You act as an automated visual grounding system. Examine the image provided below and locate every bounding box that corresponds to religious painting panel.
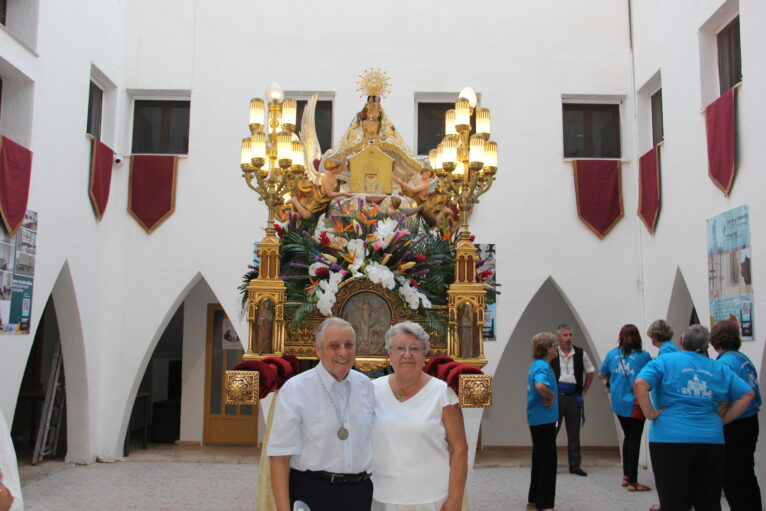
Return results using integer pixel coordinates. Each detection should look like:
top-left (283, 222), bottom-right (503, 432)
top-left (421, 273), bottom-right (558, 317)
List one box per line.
top-left (340, 290), bottom-right (391, 356)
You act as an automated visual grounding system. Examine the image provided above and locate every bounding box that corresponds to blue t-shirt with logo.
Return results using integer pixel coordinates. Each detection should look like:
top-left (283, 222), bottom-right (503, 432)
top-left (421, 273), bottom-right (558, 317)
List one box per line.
top-left (637, 351), bottom-right (752, 444)
top-left (658, 342), bottom-right (680, 356)
top-left (600, 348), bottom-right (653, 417)
top-left (527, 359), bottom-right (558, 426)
top-left (651, 341), bottom-right (680, 404)
top-left (716, 350), bottom-right (762, 419)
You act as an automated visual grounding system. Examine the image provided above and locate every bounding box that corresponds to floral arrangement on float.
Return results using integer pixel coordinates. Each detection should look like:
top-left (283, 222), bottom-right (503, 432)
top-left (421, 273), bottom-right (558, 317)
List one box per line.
top-left (239, 198), bottom-right (499, 330)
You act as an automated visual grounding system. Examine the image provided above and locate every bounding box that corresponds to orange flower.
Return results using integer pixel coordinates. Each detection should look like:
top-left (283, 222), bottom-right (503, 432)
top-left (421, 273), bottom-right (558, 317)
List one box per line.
top-left (333, 218), bottom-right (353, 233)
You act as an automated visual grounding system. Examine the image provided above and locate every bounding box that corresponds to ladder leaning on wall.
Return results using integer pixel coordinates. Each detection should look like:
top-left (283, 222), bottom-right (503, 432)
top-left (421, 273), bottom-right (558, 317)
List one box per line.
top-left (32, 343), bottom-right (65, 465)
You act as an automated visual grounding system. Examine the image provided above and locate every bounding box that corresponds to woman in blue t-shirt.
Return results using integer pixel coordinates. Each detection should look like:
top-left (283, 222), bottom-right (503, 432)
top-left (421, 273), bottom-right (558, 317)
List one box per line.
top-left (635, 325), bottom-right (755, 511)
top-left (599, 324), bottom-right (653, 492)
top-left (711, 319), bottom-right (762, 510)
top-left (646, 319), bottom-right (679, 356)
top-left (526, 332), bottom-right (559, 511)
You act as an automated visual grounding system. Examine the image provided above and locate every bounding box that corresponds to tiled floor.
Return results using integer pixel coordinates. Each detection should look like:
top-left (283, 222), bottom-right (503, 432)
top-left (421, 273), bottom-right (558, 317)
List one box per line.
top-left (17, 443), bottom-right (729, 510)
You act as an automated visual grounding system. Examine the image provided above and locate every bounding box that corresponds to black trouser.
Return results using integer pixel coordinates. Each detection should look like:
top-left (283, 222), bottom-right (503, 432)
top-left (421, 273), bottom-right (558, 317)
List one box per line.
top-left (723, 415), bottom-right (762, 510)
top-left (289, 469), bottom-right (373, 511)
top-left (617, 415), bottom-right (645, 484)
top-left (649, 442), bottom-right (725, 511)
top-left (528, 422), bottom-right (557, 510)
top-left (556, 393), bottom-right (582, 470)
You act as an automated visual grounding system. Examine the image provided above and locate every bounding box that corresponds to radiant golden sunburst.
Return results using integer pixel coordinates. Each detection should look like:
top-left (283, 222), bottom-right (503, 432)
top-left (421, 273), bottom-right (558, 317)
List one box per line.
top-left (356, 68), bottom-right (392, 98)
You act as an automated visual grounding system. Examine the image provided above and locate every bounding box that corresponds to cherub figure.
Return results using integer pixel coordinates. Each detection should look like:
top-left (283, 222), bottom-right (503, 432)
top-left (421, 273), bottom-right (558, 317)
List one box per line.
top-left (286, 153), bottom-right (352, 219)
top-left (394, 167), bottom-right (447, 226)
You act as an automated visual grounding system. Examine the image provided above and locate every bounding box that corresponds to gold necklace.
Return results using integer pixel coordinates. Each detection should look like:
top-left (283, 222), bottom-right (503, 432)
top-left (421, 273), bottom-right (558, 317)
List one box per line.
top-left (393, 376), bottom-right (421, 400)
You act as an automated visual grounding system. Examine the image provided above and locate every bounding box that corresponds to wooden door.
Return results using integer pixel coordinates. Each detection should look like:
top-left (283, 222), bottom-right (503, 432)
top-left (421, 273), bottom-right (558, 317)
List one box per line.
top-left (203, 304), bottom-right (258, 445)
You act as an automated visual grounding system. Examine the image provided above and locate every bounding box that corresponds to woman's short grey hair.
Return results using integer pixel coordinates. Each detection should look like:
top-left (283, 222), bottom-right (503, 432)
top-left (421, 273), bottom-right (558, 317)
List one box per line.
top-left (315, 317), bottom-right (355, 348)
top-left (384, 321), bottom-right (430, 353)
top-left (681, 324), bottom-right (710, 353)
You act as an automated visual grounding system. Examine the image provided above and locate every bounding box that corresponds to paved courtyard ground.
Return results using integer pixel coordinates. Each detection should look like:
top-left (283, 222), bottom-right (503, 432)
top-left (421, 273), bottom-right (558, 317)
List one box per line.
top-left (17, 444), bottom-right (730, 510)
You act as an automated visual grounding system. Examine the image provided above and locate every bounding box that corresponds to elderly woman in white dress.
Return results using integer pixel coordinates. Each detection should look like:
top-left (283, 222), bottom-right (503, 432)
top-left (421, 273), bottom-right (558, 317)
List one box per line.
top-left (371, 321), bottom-right (468, 511)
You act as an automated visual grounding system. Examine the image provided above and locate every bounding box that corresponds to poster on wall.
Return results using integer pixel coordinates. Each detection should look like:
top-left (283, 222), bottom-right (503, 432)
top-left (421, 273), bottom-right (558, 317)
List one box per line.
top-left (0, 210), bottom-right (37, 334)
top-left (707, 205), bottom-right (754, 340)
top-left (221, 318), bottom-right (242, 350)
top-left (477, 243), bottom-right (497, 341)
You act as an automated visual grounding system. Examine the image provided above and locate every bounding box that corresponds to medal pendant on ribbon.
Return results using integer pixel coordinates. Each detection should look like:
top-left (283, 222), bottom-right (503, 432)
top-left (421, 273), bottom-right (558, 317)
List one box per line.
top-left (337, 427), bottom-right (349, 440)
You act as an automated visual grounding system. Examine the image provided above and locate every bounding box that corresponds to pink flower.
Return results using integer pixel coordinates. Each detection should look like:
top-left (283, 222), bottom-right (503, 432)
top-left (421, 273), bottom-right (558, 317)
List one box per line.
top-left (392, 229), bottom-right (410, 243)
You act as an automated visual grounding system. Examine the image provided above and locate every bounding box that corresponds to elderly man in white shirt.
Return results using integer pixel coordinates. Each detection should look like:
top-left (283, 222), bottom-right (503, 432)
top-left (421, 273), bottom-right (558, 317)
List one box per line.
top-left (0, 410), bottom-right (23, 511)
top-left (550, 323), bottom-right (595, 477)
top-left (269, 317), bottom-right (375, 511)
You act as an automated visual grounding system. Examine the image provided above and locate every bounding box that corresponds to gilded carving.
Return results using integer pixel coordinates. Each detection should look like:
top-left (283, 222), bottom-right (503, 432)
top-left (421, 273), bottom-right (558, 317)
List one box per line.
top-left (225, 370), bottom-right (260, 406)
top-left (458, 374), bottom-right (493, 408)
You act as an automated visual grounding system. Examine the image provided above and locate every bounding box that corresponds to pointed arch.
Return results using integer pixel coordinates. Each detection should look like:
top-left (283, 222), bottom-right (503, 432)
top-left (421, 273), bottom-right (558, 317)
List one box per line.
top-left (49, 261), bottom-right (93, 463)
top-left (480, 277), bottom-right (617, 448)
top-left (666, 267), bottom-right (698, 343)
top-left (115, 272), bottom-right (206, 450)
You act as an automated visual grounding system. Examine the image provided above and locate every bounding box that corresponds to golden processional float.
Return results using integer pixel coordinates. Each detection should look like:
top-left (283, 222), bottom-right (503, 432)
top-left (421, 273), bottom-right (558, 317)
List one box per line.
top-left (226, 70), bottom-right (497, 413)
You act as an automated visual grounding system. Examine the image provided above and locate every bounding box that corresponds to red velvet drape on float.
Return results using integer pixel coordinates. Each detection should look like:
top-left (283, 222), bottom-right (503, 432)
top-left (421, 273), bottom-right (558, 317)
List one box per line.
top-left (638, 146), bottom-right (660, 234)
top-left (572, 160), bottom-right (623, 239)
top-left (128, 155), bottom-right (178, 233)
top-left (0, 136), bottom-right (33, 235)
top-left (705, 88), bottom-right (736, 196)
top-left (89, 139), bottom-right (114, 220)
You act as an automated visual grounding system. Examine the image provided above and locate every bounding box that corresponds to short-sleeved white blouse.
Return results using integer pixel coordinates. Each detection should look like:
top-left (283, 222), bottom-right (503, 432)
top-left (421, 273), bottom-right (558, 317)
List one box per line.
top-left (371, 375), bottom-right (459, 509)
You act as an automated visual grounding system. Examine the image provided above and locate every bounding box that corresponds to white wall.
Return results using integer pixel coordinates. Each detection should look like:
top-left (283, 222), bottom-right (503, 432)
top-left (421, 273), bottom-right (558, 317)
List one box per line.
top-left (630, 0), bottom-right (766, 483)
top-left (0, 0), bottom-right (762, 465)
top-left (179, 278), bottom-right (216, 444)
top-left (482, 278), bottom-right (618, 447)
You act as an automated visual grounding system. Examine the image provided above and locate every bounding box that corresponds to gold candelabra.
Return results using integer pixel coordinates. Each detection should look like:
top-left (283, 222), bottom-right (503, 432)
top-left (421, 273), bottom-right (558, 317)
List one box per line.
top-left (429, 87), bottom-right (498, 239)
top-left (240, 82), bottom-right (306, 235)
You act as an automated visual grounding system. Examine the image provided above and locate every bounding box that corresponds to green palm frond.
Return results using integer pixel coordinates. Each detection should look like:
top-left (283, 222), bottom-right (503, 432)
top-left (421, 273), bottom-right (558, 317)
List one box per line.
top-left (238, 268), bottom-right (259, 309)
top-left (285, 302), bottom-right (317, 328)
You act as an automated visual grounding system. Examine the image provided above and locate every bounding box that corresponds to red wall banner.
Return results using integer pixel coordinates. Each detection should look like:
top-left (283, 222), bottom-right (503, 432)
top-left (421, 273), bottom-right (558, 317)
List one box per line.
top-left (89, 139), bottom-right (114, 220)
top-left (705, 87), bottom-right (736, 195)
top-left (128, 155), bottom-right (178, 233)
top-left (0, 136), bottom-right (33, 235)
top-left (573, 160), bottom-right (623, 239)
top-left (638, 146), bottom-right (660, 234)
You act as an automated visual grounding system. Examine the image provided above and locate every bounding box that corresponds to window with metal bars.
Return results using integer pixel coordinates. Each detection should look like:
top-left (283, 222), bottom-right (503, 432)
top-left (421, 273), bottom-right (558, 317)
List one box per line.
top-left (651, 89), bottom-right (664, 146)
top-left (132, 100), bottom-right (190, 154)
top-left (86, 81), bottom-right (103, 139)
top-left (717, 17), bottom-right (742, 94)
top-left (562, 103), bottom-right (621, 158)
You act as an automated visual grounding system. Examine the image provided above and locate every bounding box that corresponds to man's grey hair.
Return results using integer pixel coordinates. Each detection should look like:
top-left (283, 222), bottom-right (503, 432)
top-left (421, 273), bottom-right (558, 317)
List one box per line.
top-left (315, 317), bottom-right (355, 349)
top-left (681, 324), bottom-right (709, 353)
top-left (557, 323), bottom-right (572, 334)
top-left (384, 321), bottom-right (430, 353)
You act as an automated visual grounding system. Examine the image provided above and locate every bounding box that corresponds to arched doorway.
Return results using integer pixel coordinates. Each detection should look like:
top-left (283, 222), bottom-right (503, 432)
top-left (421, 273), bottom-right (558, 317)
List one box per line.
top-left (120, 274), bottom-right (256, 456)
top-left (666, 268), bottom-right (700, 341)
top-left (11, 297), bottom-right (65, 464)
top-left (480, 277), bottom-right (617, 455)
top-left (11, 262), bottom-right (92, 465)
